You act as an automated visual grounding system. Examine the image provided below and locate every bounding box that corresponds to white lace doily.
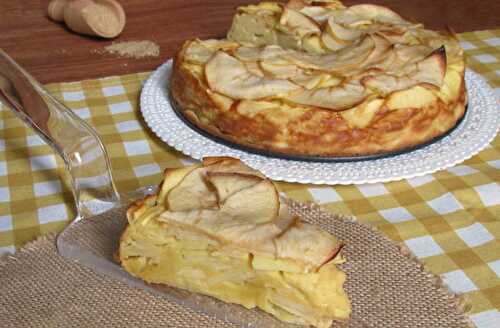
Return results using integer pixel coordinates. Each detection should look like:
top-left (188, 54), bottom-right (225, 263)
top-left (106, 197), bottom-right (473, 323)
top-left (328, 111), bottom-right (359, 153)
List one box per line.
top-left (140, 60), bottom-right (499, 185)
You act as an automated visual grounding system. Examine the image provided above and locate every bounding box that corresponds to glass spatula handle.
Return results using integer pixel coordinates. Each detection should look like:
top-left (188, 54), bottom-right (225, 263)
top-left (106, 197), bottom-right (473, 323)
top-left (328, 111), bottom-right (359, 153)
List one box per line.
top-left (0, 49), bottom-right (120, 220)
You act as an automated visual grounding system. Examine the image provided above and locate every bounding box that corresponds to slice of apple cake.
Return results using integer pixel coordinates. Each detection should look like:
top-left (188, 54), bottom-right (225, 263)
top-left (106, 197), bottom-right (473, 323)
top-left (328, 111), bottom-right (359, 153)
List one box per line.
top-left (119, 157), bottom-right (350, 328)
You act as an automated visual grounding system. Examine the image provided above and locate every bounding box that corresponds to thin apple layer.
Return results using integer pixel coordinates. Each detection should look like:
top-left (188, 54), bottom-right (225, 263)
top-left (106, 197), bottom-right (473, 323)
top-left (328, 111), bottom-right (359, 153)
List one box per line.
top-left (119, 157), bottom-right (351, 328)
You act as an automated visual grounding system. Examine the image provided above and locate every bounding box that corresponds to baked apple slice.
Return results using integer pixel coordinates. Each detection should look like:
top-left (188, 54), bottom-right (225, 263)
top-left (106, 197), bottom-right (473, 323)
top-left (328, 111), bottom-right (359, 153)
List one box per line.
top-left (205, 172), bottom-right (261, 203)
top-left (280, 7), bottom-right (321, 38)
top-left (286, 80), bottom-right (368, 110)
top-left (205, 51), bottom-right (300, 99)
top-left (361, 46), bottom-right (447, 94)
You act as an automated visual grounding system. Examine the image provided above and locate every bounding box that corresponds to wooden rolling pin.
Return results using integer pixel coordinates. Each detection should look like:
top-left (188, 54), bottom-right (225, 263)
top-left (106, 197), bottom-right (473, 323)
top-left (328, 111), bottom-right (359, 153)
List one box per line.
top-left (48, 0), bottom-right (126, 38)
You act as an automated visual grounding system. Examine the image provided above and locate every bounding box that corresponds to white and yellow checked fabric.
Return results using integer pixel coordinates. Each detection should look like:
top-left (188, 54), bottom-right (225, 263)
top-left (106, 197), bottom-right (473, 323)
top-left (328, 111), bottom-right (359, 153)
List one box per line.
top-left (0, 30), bottom-right (499, 327)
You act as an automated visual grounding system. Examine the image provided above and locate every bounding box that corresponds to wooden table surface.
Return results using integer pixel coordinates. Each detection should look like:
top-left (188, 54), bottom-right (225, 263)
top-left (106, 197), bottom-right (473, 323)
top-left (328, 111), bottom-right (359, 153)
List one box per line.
top-left (1, 0), bottom-right (498, 84)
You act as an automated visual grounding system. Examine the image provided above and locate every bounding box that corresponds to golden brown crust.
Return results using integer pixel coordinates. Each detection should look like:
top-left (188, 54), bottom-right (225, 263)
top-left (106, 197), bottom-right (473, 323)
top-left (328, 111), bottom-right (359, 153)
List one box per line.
top-left (117, 222), bottom-right (133, 265)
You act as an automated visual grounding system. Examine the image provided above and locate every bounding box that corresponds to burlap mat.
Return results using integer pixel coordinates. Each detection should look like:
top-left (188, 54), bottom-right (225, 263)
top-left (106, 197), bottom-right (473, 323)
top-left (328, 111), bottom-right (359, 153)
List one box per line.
top-left (0, 200), bottom-right (473, 328)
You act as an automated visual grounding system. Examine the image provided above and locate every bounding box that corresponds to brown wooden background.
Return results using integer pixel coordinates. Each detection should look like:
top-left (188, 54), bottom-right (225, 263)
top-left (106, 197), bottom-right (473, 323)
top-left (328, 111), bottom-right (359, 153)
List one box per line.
top-left (1, 0), bottom-right (498, 84)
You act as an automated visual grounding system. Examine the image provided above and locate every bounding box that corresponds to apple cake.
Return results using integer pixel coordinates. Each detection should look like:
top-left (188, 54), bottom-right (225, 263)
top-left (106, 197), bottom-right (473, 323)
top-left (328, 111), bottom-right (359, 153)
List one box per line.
top-left (169, 0), bottom-right (466, 158)
top-left (119, 157), bottom-right (350, 327)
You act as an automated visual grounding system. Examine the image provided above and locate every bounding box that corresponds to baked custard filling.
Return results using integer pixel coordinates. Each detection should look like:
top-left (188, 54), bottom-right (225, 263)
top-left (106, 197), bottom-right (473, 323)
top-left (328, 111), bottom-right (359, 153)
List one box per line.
top-left (119, 157), bottom-right (350, 328)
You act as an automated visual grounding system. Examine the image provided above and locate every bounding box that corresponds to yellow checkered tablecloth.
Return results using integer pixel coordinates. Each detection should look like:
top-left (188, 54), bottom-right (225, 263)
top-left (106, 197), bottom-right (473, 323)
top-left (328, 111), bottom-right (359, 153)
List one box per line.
top-left (1, 29), bottom-right (499, 326)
